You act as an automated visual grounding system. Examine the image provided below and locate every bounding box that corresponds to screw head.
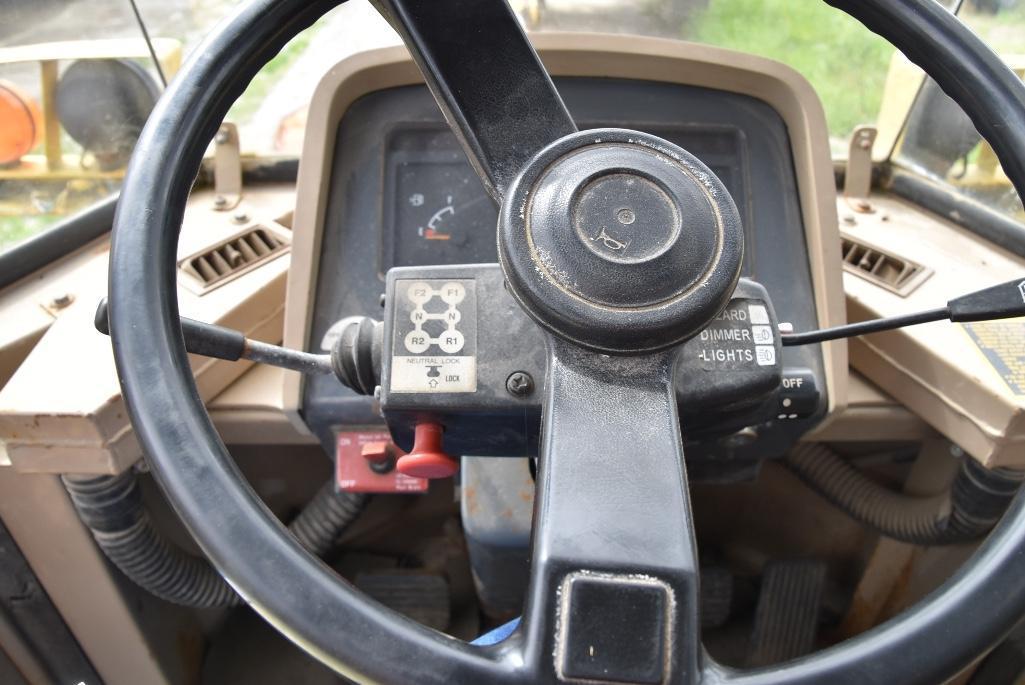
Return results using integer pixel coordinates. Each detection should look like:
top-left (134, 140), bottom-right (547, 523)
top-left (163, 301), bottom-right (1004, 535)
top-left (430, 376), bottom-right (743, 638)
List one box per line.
top-left (213, 195), bottom-right (228, 208)
top-left (215, 130), bottom-right (230, 145)
top-left (49, 293), bottom-right (74, 309)
top-left (232, 210), bottom-right (249, 224)
top-left (506, 371), bottom-right (535, 397)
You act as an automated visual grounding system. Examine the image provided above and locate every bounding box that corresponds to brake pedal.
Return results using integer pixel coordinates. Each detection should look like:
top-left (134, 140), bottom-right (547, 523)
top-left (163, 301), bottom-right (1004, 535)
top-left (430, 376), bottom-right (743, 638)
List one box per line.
top-left (354, 572), bottom-right (450, 631)
top-left (748, 560), bottom-right (826, 666)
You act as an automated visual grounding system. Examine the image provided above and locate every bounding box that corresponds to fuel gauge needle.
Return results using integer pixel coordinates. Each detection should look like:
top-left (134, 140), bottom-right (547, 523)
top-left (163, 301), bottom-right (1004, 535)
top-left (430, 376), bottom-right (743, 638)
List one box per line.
top-left (422, 227), bottom-right (451, 240)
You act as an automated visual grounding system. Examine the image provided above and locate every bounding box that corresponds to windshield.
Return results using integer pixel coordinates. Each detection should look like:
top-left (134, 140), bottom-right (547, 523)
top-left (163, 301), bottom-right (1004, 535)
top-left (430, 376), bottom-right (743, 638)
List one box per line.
top-left (230, 0), bottom-right (903, 157)
top-left (0, 2), bottom-right (175, 253)
top-left (0, 0), bottom-right (1016, 256)
top-left (893, 1), bottom-right (1025, 225)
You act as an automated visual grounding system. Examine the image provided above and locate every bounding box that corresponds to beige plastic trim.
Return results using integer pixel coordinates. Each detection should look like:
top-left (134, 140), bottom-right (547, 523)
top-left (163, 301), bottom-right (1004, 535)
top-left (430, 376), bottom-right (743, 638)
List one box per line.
top-left (209, 365), bottom-right (319, 445)
top-left (0, 186), bottom-right (297, 475)
top-left (0, 471), bottom-right (182, 685)
top-left (836, 193), bottom-right (1025, 467)
top-left (284, 34), bottom-right (848, 430)
top-left (177, 223), bottom-right (291, 295)
top-left (805, 371), bottom-right (934, 442)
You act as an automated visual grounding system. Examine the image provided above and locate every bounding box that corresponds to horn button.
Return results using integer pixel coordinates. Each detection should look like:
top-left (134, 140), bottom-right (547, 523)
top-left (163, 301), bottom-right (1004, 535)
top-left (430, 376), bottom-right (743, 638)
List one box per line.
top-left (499, 128), bottom-right (744, 353)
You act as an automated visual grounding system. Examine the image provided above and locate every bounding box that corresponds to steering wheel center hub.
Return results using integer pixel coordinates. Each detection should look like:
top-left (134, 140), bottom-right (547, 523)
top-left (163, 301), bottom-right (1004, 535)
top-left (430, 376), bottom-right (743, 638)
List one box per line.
top-left (499, 128), bottom-right (744, 353)
top-left (574, 172), bottom-right (680, 265)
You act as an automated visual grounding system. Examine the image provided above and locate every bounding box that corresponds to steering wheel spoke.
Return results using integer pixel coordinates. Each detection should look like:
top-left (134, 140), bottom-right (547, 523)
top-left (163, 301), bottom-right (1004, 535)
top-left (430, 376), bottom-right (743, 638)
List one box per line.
top-left (518, 338), bottom-right (701, 683)
top-left (373, 0), bottom-right (576, 201)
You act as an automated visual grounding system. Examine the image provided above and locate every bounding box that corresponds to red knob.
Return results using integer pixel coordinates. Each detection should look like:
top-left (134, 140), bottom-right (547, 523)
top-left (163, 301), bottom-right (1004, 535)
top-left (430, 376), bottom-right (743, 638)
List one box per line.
top-left (396, 422), bottom-right (459, 480)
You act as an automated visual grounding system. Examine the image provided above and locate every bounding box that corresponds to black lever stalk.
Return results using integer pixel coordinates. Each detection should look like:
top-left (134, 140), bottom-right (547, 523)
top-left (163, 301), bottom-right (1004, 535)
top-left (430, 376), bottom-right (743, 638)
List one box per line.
top-left (94, 298), bottom-right (334, 375)
top-left (782, 277), bottom-right (1025, 346)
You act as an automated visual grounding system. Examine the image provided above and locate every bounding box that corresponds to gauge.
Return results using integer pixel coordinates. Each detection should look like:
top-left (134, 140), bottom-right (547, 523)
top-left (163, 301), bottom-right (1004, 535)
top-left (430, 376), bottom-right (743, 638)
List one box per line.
top-left (415, 192), bottom-right (476, 246)
top-left (384, 141), bottom-right (498, 269)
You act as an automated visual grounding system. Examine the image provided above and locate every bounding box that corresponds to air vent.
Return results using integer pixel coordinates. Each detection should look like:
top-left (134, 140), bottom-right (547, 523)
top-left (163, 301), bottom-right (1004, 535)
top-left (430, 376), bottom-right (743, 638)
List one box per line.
top-left (840, 235), bottom-right (930, 296)
top-left (179, 226), bottom-right (289, 293)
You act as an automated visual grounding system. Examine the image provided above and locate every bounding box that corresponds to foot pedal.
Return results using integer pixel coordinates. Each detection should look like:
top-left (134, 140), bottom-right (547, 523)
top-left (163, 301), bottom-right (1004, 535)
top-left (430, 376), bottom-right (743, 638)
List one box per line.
top-left (748, 560), bottom-right (826, 666)
top-left (354, 572), bottom-right (450, 630)
top-left (700, 565), bottom-right (734, 629)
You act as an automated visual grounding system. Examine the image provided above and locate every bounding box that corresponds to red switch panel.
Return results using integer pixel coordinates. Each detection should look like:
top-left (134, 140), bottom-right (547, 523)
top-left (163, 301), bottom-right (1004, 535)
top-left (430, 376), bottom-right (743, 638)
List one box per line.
top-left (336, 430), bottom-right (428, 494)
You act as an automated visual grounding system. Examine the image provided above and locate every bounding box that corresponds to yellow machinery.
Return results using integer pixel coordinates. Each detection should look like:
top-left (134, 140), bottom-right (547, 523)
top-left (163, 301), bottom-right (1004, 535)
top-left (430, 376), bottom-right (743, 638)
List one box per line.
top-left (0, 38), bottom-right (181, 218)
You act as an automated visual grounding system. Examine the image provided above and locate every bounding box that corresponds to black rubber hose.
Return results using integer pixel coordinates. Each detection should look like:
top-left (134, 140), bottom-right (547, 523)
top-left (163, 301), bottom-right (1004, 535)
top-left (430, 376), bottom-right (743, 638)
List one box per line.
top-left (63, 470), bottom-right (365, 608)
top-left (785, 443), bottom-right (1024, 545)
top-left (289, 480), bottom-right (367, 558)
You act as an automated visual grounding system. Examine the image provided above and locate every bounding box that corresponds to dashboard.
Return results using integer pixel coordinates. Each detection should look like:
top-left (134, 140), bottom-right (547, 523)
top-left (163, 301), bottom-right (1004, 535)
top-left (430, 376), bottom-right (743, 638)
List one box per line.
top-left (378, 116), bottom-right (751, 271)
top-left (298, 70), bottom-right (832, 473)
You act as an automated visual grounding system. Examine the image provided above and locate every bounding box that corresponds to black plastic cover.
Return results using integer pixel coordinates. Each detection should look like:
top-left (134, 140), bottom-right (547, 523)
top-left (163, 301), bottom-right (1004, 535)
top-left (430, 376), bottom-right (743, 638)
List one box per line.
top-left (380, 264), bottom-right (783, 457)
top-left (949, 277), bottom-right (1025, 322)
top-left (302, 78), bottom-right (828, 457)
top-left (559, 574), bottom-right (669, 684)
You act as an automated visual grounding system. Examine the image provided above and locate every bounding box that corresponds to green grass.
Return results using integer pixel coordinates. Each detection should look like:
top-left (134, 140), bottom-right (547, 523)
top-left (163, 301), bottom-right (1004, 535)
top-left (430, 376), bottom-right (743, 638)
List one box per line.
top-left (688, 0), bottom-right (895, 137)
top-left (227, 25), bottom-right (321, 125)
top-left (961, 3), bottom-right (1025, 55)
top-left (0, 214), bottom-right (58, 252)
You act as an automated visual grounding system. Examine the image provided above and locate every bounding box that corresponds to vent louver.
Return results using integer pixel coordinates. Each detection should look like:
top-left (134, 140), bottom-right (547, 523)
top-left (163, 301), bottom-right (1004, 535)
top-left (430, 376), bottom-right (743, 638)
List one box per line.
top-left (840, 235), bottom-right (929, 296)
top-left (179, 226), bottom-right (289, 293)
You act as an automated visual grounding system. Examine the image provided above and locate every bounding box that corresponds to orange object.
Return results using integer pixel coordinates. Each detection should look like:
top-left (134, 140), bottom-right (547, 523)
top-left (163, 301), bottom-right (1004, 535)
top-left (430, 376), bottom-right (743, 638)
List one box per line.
top-left (361, 441), bottom-right (396, 464)
top-left (0, 80), bottom-right (42, 165)
top-left (336, 431), bottom-right (427, 494)
top-left (396, 422), bottom-right (459, 480)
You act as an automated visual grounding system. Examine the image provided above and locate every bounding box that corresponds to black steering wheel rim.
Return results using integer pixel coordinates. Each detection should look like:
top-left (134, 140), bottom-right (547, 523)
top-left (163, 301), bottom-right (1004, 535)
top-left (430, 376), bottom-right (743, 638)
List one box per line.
top-left (108, 1), bottom-right (1025, 683)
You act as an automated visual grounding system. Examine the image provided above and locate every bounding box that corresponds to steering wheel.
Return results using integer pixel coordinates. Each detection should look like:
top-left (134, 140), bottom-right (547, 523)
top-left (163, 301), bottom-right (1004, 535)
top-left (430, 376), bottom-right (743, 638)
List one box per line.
top-left (108, 0), bottom-right (1025, 682)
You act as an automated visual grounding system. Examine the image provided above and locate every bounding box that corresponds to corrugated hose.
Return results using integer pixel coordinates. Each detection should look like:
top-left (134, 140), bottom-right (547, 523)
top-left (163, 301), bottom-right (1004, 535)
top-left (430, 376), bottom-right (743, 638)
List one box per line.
top-left (785, 443), bottom-right (1024, 545)
top-left (63, 470), bottom-right (365, 608)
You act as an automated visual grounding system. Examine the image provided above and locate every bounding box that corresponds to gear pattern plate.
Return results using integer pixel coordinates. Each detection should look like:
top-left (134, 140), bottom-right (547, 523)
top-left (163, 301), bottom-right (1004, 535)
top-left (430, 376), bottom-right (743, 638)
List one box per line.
top-left (389, 279), bottom-right (477, 393)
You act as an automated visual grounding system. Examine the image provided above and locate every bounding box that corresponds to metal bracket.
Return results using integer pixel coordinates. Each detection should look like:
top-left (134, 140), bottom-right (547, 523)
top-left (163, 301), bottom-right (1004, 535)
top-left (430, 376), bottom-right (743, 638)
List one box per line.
top-left (212, 122), bottom-right (242, 211)
top-left (844, 125), bottom-right (877, 213)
